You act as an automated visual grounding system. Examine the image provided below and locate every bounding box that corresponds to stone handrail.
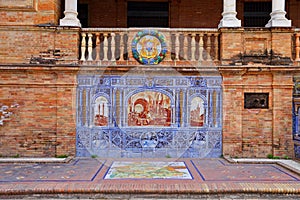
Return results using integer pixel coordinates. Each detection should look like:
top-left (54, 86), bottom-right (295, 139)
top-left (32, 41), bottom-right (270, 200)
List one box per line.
top-left (80, 28), bottom-right (219, 65)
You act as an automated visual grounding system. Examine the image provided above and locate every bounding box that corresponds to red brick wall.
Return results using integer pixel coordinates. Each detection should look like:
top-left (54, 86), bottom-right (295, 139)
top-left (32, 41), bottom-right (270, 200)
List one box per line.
top-left (289, 0), bottom-right (300, 28)
top-left (172, 0), bottom-right (222, 28)
top-left (0, 0), bottom-right (61, 26)
top-left (0, 26), bottom-right (80, 64)
top-left (0, 67), bottom-right (78, 157)
top-left (219, 28), bottom-right (294, 65)
top-left (221, 68), bottom-right (294, 158)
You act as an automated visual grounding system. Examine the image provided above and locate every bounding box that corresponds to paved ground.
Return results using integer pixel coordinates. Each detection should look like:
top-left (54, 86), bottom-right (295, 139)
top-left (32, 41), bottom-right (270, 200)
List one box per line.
top-left (0, 157), bottom-right (300, 199)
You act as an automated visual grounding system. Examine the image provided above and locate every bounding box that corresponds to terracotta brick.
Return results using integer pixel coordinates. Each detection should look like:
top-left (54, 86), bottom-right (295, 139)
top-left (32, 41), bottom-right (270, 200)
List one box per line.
top-left (0, 67), bottom-right (78, 157)
top-left (220, 67), bottom-right (294, 158)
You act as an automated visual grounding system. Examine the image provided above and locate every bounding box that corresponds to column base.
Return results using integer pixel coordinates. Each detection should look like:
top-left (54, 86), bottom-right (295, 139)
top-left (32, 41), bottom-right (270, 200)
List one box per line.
top-left (218, 18), bottom-right (241, 28)
top-left (60, 17), bottom-right (81, 27)
top-left (265, 10), bottom-right (292, 27)
top-left (265, 18), bottom-right (291, 27)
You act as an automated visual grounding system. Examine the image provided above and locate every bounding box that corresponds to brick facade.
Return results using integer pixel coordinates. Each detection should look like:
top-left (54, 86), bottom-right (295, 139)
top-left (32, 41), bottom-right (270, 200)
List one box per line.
top-left (0, 0), bottom-right (299, 158)
top-left (220, 67), bottom-right (294, 158)
top-left (0, 66), bottom-right (78, 157)
top-left (0, 26), bottom-right (79, 64)
top-left (0, 0), bottom-right (61, 26)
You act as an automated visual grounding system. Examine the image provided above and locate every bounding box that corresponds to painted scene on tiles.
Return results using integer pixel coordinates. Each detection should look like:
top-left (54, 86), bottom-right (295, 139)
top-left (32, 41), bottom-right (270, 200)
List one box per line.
top-left (94, 96), bottom-right (109, 126)
top-left (128, 91), bottom-right (171, 127)
top-left (190, 97), bottom-right (205, 127)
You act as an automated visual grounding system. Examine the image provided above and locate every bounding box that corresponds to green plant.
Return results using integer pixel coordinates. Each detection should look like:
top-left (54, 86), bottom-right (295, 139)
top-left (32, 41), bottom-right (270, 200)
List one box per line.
top-left (283, 155), bottom-right (290, 160)
top-left (12, 154), bottom-right (20, 158)
top-left (273, 156), bottom-right (280, 159)
top-left (165, 154), bottom-right (171, 158)
top-left (91, 155), bottom-right (98, 158)
top-left (267, 154), bottom-right (273, 159)
top-left (56, 154), bottom-right (68, 158)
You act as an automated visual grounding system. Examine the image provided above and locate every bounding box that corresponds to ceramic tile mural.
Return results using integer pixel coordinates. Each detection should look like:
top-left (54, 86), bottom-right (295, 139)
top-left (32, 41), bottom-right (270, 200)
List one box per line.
top-left (94, 96), bottom-right (109, 126)
top-left (128, 91), bottom-right (171, 127)
top-left (76, 75), bottom-right (222, 158)
top-left (104, 161), bottom-right (192, 179)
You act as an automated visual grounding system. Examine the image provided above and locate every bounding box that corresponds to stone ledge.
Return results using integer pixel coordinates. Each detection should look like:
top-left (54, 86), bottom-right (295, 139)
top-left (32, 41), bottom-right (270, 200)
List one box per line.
top-left (224, 156), bottom-right (300, 176)
top-left (0, 157), bottom-right (73, 163)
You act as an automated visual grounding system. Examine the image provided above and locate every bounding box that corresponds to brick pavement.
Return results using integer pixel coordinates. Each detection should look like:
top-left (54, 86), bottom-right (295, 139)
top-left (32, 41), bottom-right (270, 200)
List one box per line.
top-left (0, 158), bottom-right (300, 199)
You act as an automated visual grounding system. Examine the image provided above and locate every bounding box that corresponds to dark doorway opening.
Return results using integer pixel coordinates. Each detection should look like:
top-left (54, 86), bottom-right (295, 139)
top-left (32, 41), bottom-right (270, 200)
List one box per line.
top-left (78, 4), bottom-right (88, 28)
top-left (127, 2), bottom-right (169, 27)
top-left (244, 2), bottom-right (271, 27)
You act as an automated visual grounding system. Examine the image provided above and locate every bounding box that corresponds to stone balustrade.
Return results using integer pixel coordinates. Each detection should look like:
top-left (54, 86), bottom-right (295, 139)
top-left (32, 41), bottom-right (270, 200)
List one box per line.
top-left (295, 29), bottom-right (300, 62)
top-left (79, 28), bottom-right (219, 65)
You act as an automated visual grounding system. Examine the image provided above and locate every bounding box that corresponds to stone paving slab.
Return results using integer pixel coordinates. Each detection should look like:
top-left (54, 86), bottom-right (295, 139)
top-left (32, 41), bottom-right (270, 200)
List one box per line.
top-left (0, 158), bottom-right (299, 198)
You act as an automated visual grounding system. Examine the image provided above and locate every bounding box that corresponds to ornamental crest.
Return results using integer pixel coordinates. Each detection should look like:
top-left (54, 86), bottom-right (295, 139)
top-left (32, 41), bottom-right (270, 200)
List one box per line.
top-left (131, 30), bottom-right (167, 65)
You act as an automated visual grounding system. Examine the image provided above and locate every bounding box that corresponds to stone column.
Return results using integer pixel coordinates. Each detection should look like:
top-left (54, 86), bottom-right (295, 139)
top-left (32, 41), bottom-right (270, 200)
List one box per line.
top-left (60, 0), bottom-right (81, 27)
top-left (265, 0), bottom-right (291, 27)
top-left (218, 0), bottom-right (241, 28)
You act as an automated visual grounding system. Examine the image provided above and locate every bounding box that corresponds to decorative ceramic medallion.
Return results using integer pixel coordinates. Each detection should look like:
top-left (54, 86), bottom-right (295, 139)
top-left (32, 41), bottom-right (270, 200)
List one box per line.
top-left (132, 30), bottom-right (167, 65)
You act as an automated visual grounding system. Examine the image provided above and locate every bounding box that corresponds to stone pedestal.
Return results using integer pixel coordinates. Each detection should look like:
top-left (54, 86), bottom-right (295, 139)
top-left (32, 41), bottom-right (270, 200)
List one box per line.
top-left (60, 0), bottom-right (81, 27)
top-left (218, 0), bottom-right (241, 28)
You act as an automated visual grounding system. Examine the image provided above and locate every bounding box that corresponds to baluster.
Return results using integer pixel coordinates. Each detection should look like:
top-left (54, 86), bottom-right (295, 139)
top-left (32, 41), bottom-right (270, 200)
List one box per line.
top-left (296, 33), bottom-right (300, 61)
top-left (111, 33), bottom-right (116, 61)
top-left (175, 33), bottom-right (180, 60)
top-left (214, 34), bottom-right (219, 61)
top-left (95, 33), bottom-right (100, 61)
top-left (183, 33), bottom-right (188, 60)
top-left (103, 33), bottom-right (108, 61)
top-left (87, 33), bottom-right (93, 61)
top-left (206, 34), bottom-right (212, 61)
top-left (80, 33), bottom-right (86, 61)
top-left (119, 32), bottom-right (124, 61)
top-left (199, 34), bottom-right (203, 61)
top-left (191, 33), bottom-right (196, 61)
top-left (165, 32), bottom-right (172, 61)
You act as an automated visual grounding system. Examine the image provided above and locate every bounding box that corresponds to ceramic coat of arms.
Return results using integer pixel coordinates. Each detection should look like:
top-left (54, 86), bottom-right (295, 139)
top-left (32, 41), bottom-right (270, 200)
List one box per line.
top-left (132, 30), bottom-right (167, 65)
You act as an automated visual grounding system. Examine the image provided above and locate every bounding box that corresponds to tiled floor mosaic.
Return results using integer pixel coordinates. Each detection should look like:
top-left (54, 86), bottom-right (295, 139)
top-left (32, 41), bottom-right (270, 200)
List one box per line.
top-left (104, 161), bottom-right (193, 179)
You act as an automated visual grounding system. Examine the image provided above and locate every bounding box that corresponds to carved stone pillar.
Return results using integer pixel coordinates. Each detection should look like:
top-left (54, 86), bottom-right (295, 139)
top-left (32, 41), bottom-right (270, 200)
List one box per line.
top-left (265, 0), bottom-right (291, 27)
top-left (218, 0), bottom-right (241, 28)
top-left (60, 0), bottom-right (81, 27)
